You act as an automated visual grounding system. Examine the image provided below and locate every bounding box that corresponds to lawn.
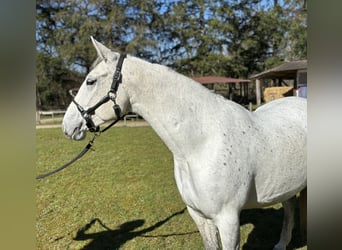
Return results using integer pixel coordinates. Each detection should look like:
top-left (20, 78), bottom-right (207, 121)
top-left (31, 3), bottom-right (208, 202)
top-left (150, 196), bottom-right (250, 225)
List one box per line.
top-left (36, 126), bottom-right (306, 249)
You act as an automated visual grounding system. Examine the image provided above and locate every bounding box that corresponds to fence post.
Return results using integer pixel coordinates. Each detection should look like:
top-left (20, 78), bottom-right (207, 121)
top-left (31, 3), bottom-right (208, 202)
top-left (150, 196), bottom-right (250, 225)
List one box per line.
top-left (256, 79), bottom-right (262, 107)
top-left (36, 111), bottom-right (41, 124)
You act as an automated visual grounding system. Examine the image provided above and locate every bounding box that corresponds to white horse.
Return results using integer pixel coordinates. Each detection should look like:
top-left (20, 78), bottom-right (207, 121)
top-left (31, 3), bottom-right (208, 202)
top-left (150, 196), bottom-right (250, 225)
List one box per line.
top-left (62, 37), bottom-right (307, 250)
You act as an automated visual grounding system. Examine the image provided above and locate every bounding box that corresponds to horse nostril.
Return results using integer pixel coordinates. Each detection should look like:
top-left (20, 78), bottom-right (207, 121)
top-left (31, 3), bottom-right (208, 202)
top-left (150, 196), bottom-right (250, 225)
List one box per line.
top-left (62, 124), bottom-right (68, 136)
top-left (62, 127), bottom-right (72, 139)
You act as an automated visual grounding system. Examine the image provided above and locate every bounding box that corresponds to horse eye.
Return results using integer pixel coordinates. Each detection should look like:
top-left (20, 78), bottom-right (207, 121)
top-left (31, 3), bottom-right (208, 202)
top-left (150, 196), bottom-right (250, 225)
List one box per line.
top-left (86, 79), bottom-right (97, 85)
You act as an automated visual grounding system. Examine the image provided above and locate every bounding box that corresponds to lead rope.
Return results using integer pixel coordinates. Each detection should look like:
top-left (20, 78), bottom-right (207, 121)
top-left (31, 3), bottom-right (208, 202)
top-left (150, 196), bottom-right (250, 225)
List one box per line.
top-left (36, 115), bottom-right (123, 180)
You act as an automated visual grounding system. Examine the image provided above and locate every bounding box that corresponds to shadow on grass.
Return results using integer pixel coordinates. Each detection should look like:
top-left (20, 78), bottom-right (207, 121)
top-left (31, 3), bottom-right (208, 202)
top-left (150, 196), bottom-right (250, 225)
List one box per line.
top-left (240, 197), bottom-right (307, 250)
top-left (74, 201), bottom-right (307, 250)
top-left (74, 207), bottom-right (197, 249)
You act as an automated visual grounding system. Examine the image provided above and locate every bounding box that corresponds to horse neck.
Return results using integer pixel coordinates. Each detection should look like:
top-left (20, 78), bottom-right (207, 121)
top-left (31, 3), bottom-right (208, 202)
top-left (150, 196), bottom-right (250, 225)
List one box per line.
top-left (122, 56), bottom-right (223, 157)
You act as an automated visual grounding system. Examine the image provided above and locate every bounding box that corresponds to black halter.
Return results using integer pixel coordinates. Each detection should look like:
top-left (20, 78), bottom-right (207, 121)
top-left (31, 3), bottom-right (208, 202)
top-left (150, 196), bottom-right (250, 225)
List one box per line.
top-left (36, 53), bottom-right (126, 180)
top-left (72, 53), bottom-right (126, 132)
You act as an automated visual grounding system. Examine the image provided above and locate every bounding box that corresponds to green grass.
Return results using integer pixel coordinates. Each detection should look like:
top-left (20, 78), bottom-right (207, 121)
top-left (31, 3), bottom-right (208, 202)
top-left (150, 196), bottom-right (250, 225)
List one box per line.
top-left (36, 127), bottom-right (306, 249)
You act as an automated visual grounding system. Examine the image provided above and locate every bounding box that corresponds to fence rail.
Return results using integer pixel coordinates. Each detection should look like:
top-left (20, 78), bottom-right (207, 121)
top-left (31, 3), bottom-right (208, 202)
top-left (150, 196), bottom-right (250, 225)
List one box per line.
top-left (36, 110), bottom-right (66, 124)
top-left (36, 111), bottom-right (145, 127)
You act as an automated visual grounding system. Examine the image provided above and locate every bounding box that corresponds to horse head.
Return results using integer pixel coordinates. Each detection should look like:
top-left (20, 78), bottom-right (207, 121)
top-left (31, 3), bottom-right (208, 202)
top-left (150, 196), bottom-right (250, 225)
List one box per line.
top-left (62, 37), bottom-right (130, 140)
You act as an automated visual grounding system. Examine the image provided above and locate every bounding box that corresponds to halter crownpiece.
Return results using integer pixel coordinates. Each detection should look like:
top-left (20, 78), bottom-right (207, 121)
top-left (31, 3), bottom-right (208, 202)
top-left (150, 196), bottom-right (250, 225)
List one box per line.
top-left (72, 53), bottom-right (126, 132)
top-left (110, 53), bottom-right (126, 94)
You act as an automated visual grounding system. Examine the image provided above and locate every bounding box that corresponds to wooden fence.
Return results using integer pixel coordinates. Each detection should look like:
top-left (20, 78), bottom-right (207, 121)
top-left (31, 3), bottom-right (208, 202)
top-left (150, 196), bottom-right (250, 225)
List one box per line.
top-left (36, 110), bottom-right (66, 124)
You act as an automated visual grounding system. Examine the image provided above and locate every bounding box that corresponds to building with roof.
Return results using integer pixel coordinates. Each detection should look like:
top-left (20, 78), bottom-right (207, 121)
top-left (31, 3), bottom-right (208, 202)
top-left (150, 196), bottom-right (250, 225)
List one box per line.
top-left (250, 60), bottom-right (307, 106)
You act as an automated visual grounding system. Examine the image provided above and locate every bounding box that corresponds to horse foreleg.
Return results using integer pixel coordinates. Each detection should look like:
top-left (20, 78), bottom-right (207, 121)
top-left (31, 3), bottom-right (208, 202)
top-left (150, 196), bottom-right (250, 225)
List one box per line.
top-left (273, 196), bottom-right (296, 250)
top-left (215, 207), bottom-right (240, 250)
top-left (187, 206), bottom-right (219, 250)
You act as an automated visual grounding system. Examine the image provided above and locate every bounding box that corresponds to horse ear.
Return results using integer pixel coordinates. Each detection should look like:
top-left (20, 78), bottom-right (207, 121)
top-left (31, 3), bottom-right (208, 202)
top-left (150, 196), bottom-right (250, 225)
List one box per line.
top-left (90, 36), bottom-right (112, 62)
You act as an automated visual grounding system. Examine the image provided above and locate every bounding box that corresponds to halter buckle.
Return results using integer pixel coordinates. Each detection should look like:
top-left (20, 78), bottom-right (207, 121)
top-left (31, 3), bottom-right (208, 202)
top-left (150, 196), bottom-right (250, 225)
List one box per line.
top-left (108, 91), bottom-right (117, 102)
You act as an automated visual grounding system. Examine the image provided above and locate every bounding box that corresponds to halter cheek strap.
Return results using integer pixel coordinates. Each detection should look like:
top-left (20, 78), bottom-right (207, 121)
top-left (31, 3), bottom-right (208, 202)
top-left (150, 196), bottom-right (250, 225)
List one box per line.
top-left (109, 53), bottom-right (126, 119)
top-left (110, 53), bottom-right (126, 93)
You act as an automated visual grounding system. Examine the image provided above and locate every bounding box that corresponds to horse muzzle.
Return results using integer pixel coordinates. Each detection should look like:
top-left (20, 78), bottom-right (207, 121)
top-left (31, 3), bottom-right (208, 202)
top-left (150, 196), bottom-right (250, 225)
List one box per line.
top-left (62, 120), bottom-right (87, 140)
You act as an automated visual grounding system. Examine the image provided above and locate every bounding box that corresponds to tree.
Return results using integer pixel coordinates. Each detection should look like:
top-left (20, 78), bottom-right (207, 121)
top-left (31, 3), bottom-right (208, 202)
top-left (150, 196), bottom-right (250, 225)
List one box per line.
top-left (36, 0), bottom-right (307, 109)
top-left (36, 52), bottom-right (68, 109)
top-left (282, 0), bottom-right (307, 60)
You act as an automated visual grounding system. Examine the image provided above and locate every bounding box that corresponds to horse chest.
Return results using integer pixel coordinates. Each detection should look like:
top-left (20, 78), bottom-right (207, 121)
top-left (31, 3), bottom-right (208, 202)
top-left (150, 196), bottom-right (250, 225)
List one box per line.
top-left (173, 155), bottom-right (251, 216)
top-left (173, 159), bottom-right (199, 208)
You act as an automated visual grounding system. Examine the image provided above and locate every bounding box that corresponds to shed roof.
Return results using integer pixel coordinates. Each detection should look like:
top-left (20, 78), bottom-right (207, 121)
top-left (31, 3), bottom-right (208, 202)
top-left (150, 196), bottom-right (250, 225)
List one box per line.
top-left (192, 76), bottom-right (251, 85)
top-left (250, 60), bottom-right (307, 80)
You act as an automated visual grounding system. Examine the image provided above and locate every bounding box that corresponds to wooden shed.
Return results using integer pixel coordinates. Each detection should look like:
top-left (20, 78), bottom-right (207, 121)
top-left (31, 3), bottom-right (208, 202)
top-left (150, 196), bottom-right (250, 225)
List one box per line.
top-left (250, 60), bottom-right (307, 106)
top-left (192, 76), bottom-right (252, 104)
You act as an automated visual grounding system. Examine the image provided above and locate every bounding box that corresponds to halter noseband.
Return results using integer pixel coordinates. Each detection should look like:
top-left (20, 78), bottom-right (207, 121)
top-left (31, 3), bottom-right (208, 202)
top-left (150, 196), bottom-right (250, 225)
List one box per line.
top-left (72, 53), bottom-right (126, 133)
